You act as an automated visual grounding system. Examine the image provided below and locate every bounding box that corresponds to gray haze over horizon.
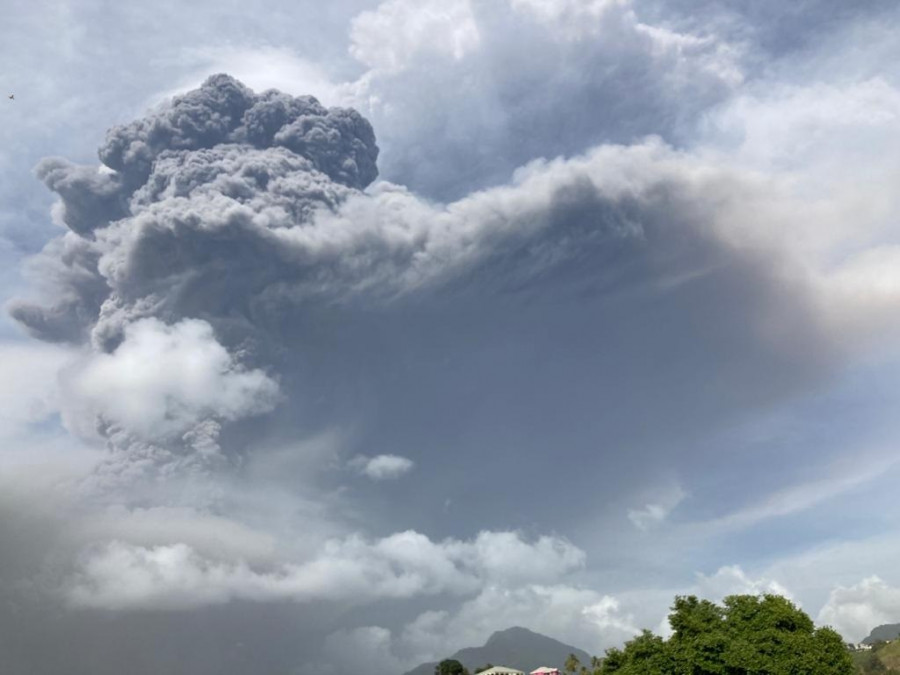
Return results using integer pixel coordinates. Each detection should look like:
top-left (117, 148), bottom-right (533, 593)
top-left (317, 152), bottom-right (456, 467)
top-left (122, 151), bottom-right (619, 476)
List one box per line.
top-left (3, 1), bottom-right (900, 672)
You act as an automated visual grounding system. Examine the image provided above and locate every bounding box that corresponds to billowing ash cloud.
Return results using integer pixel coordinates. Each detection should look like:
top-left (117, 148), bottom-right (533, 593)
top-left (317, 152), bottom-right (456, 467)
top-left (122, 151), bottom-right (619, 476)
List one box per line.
top-left (99, 73), bottom-right (377, 194)
top-left (9, 73), bottom-right (847, 514)
top-left (12, 73), bottom-right (378, 349)
top-left (5, 0), bottom-right (900, 670)
top-left (347, 0), bottom-right (743, 199)
top-left (6, 75), bottom-right (383, 493)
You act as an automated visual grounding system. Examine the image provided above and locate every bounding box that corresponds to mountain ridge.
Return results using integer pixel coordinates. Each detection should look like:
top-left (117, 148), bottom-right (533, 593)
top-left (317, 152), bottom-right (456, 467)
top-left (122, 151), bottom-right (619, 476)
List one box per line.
top-left (863, 623), bottom-right (900, 645)
top-left (401, 626), bottom-right (592, 675)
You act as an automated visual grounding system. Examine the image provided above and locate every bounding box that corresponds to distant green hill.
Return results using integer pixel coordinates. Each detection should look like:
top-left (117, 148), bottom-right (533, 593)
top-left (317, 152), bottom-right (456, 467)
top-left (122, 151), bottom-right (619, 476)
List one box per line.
top-left (881, 641), bottom-right (900, 671)
top-left (864, 625), bottom-right (900, 645)
top-left (402, 626), bottom-right (592, 675)
top-left (853, 640), bottom-right (900, 674)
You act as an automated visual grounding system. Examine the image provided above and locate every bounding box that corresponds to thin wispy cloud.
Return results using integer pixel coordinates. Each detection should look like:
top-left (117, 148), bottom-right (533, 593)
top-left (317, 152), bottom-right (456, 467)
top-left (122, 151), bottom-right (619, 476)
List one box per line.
top-left (350, 454), bottom-right (415, 480)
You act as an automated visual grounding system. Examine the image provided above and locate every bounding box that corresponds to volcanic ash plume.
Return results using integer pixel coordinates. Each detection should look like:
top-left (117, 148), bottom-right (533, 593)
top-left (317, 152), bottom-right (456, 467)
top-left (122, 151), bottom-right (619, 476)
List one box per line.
top-left (13, 74), bottom-right (379, 354)
top-left (10, 74), bottom-right (380, 488)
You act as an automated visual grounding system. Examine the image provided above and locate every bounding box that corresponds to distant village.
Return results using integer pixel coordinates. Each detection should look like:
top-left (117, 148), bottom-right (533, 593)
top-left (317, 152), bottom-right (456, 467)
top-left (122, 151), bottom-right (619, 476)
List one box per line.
top-left (476, 668), bottom-right (561, 675)
top-left (847, 638), bottom-right (897, 652)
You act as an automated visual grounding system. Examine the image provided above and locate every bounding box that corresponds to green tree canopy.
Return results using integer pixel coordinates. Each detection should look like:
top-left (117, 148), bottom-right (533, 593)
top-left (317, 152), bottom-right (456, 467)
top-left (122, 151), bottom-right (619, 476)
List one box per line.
top-left (599, 594), bottom-right (853, 675)
top-left (436, 659), bottom-right (470, 675)
top-left (565, 653), bottom-right (583, 674)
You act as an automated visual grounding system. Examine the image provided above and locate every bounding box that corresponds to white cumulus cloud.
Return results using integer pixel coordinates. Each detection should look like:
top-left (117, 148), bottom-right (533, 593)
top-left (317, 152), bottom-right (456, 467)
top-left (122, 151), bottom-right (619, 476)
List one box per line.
top-left (818, 576), bottom-right (900, 642)
top-left (695, 565), bottom-right (792, 602)
top-left (349, 0), bottom-right (480, 73)
top-left (61, 318), bottom-right (280, 441)
top-left (66, 529), bottom-right (585, 611)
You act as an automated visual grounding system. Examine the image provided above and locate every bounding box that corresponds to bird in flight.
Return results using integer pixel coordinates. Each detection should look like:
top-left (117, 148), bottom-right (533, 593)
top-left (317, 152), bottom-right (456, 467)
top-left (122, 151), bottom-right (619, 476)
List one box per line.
top-left (7, 94), bottom-right (13, 100)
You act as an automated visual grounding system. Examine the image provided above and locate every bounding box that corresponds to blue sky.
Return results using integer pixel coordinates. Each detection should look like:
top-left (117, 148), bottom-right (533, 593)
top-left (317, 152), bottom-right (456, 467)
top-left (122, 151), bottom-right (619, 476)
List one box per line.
top-left (2, 1), bottom-right (900, 672)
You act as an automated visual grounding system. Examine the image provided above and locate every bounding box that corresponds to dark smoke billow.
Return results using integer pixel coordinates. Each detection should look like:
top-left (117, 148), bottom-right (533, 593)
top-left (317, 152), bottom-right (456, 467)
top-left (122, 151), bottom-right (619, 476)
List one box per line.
top-left (11, 74), bottom-right (378, 349)
top-left (8, 73), bottom-right (833, 503)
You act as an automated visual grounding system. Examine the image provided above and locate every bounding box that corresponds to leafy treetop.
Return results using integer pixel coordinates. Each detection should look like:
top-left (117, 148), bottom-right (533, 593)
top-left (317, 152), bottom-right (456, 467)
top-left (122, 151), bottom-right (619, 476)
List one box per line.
top-left (599, 593), bottom-right (853, 675)
top-left (436, 659), bottom-right (470, 675)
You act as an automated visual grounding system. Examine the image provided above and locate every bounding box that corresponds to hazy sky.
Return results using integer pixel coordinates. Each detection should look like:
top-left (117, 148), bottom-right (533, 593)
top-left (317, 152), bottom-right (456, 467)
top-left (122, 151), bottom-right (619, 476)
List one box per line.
top-left (2, 1), bottom-right (900, 673)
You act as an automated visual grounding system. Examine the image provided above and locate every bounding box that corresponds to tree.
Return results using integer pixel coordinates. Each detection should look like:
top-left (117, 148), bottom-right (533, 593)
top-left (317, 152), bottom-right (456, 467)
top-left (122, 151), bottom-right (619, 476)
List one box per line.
top-left (857, 650), bottom-right (887, 674)
top-left (565, 653), bottom-right (582, 674)
top-left (600, 630), bottom-right (673, 675)
top-left (856, 649), bottom-right (895, 675)
top-left (599, 594), bottom-right (853, 675)
top-left (436, 659), bottom-right (470, 675)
